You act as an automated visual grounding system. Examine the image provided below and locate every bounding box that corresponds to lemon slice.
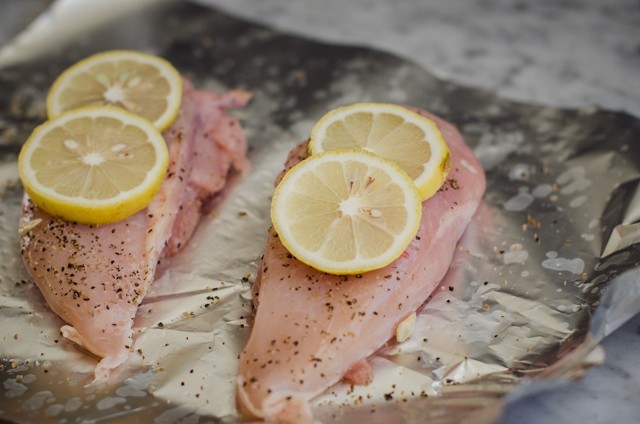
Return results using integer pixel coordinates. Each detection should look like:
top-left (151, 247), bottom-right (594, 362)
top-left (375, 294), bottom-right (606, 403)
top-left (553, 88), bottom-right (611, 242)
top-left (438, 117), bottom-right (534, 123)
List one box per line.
top-left (19, 106), bottom-right (169, 225)
top-left (47, 50), bottom-right (182, 131)
top-left (308, 103), bottom-right (451, 200)
top-left (271, 149), bottom-right (422, 275)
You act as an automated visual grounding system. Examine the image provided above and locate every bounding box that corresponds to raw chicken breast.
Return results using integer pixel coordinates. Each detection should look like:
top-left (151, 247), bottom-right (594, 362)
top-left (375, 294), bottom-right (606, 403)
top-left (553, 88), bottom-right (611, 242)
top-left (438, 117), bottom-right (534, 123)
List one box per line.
top-left (19, 79), bottom-right (250, 380)
top-left (237, 110), bottom-right (486, 423)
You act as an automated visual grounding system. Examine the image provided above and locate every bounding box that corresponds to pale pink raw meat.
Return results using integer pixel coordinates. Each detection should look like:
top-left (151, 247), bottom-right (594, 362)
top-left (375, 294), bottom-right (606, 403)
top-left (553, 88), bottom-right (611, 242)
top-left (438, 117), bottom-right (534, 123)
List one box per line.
top-left (237, 110), bottom-right (486, 423)
top-left (19, 79), bottom-right (250, 380)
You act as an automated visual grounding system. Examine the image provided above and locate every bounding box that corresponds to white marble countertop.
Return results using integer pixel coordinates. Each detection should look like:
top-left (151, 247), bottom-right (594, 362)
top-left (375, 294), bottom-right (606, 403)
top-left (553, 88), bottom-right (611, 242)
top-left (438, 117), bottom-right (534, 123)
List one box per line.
top-left (200, 0), bottom-right (640, 118)
top-left (1, 0), bottom-right (639, 422)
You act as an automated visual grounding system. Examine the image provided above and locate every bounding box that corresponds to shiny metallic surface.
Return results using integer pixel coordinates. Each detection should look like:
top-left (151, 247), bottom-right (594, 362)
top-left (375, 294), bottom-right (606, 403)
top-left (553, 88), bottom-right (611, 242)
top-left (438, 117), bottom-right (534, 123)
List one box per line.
top-left (0, 0), bottom-right (53, 46)
top-left (1, 2), bottom-right (639, 423)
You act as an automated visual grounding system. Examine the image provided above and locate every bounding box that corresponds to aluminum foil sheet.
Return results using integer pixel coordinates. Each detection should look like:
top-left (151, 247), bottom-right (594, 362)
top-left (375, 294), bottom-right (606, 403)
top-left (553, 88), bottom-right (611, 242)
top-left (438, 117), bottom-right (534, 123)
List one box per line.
top-left (1, 2), bottom-right (640, 423)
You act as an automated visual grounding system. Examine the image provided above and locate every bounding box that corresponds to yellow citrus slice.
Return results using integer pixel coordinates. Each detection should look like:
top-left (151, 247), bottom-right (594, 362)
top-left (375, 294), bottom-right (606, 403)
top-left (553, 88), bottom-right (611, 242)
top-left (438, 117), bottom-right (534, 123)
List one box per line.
top-left (308, 103), bottom-right (451, 201)
top-left (271, 149), bottom-right (422, 275)
top-left (46, 50), bottom-right (182, 131)
top-left (18, 106), bottom-right (169, 225)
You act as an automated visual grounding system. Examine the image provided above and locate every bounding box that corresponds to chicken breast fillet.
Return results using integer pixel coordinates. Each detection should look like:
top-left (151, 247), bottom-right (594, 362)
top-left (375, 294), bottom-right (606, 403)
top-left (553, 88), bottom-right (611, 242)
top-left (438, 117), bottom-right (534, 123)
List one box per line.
top-left (237, 109), bottom-right (486, 423)
top-left (20, 79), bottom-right (250, 380)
